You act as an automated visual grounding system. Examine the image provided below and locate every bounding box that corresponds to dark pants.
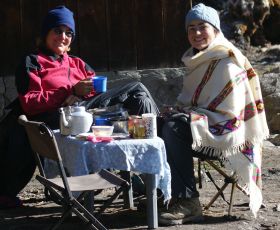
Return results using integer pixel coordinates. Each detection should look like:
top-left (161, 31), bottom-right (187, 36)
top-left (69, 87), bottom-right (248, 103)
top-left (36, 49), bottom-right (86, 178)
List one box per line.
top-left (80, 81), bottom-right (159, 116)
top-left (0, 81), bottom-right (158, 197)
top-left (0, 107), bottom-right (36, 197)
top-left (161, 114), bottom-right (199, 199)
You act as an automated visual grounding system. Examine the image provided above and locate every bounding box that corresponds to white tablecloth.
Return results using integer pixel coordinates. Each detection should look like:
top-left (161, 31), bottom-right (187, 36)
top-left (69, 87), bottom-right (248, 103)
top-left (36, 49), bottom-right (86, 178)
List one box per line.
top-left (44, 130), bottom-right (171, 201)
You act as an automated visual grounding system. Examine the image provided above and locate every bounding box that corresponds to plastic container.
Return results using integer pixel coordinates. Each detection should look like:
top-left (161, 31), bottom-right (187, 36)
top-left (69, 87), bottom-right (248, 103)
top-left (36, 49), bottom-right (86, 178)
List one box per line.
top-left (94, 116), bottom-right (109, 125)
top-left (92, 125), bottom-right (114, 137)
top-left (108, 116), bottom-right (128, 134)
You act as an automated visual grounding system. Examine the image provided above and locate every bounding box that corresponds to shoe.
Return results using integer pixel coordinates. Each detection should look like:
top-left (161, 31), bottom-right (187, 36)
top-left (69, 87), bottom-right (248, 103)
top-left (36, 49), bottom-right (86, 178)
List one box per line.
top-left (158, 197), bottom-right (204, 225)
top-left (137, 194), bottom-right (166, 212)
top-left (0, 196), bottom-right (23, 209)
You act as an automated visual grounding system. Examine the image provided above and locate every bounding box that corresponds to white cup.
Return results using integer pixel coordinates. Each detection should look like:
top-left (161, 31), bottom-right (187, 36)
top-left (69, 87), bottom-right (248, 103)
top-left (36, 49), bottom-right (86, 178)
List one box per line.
top-left (142, 113), bottom-right (157, 138)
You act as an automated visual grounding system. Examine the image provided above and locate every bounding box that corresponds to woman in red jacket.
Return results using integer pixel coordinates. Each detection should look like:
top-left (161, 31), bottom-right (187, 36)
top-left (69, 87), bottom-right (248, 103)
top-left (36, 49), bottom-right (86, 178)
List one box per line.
top-left (0, 5), bottom-right (158, 208)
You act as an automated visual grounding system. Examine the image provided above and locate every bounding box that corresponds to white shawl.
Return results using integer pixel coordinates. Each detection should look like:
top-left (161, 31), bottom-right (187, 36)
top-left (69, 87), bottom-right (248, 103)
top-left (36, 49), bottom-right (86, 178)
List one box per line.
top-left (178, 34), bottom-right (269, 217)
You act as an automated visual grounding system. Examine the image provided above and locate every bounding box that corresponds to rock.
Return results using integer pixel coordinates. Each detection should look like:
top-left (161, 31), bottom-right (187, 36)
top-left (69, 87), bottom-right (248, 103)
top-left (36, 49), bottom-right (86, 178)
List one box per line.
top-left (225, 0), bottom-right (271, 46)
top-left (263, 140), bottom-right (275, 147)
top-left (273, 203), bottom-right (280, 212)
top-left (263, 2), bottom-right (280, 44)
top-left (260, 72), bottom-right (280, 133)
top-left (268, 134), bottom-right (280, 146)
top-left (104, 68), bottom-right (186, 110)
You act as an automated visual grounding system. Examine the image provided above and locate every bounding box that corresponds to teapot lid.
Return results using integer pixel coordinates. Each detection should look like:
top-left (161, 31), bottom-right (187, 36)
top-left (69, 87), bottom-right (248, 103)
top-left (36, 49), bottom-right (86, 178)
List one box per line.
top-left (72, 106), bottom-right (85, 112)
top-left (72, 106), bottom-right (90, 116)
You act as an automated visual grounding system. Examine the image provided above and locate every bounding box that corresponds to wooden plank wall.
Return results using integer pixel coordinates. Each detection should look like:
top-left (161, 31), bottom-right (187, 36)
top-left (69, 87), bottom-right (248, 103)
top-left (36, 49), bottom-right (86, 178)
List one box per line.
top-left (0, 0), bottom-right (190, 75)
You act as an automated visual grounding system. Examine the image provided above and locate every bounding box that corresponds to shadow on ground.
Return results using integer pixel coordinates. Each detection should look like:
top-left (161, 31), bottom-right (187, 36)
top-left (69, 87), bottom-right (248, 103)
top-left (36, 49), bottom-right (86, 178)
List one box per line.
top-left (0, 197), bottom-right (252, 230)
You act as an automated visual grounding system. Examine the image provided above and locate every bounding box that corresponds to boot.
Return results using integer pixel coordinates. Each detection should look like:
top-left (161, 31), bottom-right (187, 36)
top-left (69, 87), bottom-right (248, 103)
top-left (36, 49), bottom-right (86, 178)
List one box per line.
top-left (158, 197), bottom-right (203, 225)
top-left (137, 194), bottom-right (166, 212)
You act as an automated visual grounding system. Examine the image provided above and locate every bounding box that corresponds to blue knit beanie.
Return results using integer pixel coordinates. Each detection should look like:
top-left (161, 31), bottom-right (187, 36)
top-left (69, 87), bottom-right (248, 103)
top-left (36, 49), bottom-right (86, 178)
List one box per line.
top-left (185, 3), bottom-right (221, 31)
top-left (41, 6), bottom-right (75, 39)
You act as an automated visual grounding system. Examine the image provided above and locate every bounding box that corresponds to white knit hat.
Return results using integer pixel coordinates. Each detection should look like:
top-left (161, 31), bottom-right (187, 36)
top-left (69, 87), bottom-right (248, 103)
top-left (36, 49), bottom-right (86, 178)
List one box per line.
top-left (185, 3), bottom-right (221, 31)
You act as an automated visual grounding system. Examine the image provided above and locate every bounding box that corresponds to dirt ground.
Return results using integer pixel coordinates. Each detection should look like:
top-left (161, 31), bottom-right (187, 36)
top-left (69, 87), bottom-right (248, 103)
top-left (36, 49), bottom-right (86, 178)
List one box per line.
top-left (0, 140), bottom-right (279, 230)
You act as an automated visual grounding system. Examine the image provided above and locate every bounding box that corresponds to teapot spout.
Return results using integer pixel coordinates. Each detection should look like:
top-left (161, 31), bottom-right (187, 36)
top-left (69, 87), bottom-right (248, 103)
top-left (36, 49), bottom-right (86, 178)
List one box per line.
top-left (59, 107), bottom-right (70, 127)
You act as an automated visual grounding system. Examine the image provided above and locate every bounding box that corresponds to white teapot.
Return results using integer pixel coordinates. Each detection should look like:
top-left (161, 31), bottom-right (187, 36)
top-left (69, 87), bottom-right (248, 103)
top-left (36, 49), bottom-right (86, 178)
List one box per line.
top-left (59, 106), bottom-right (93, 135)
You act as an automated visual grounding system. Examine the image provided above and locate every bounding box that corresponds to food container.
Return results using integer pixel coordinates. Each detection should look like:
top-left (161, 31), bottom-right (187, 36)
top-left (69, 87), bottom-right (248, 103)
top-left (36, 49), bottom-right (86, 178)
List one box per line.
top-left (91, 126), bottom-right (114, 137)
top-left (142, 113), bottom-right (157, 138)
top-left (133, 118), bottom-right (146, 139)
top-left (108, 116), bottom-right (128, 134)
top-left (127, 116), bottom-right (145, 138)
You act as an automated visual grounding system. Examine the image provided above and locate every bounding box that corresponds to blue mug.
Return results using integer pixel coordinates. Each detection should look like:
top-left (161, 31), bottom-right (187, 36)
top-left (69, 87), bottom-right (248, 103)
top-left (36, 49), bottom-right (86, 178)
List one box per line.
top-left (92, 76), bottom-right (107, 93)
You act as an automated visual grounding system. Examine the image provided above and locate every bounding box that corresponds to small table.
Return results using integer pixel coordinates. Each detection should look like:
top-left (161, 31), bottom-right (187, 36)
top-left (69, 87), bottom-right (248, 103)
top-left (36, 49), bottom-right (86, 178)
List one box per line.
top-left (44, 131), bottom-right (171, 229)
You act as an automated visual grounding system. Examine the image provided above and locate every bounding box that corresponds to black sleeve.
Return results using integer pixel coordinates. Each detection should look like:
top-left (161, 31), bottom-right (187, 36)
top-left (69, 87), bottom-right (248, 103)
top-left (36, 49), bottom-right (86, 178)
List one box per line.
top-left (15, 54), bottom-right (40, 95)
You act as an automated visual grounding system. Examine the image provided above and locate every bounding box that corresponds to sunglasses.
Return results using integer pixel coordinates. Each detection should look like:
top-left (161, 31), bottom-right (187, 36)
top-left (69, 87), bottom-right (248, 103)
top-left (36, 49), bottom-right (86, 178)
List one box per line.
top-left (53, 28), bottom-right (74, 38)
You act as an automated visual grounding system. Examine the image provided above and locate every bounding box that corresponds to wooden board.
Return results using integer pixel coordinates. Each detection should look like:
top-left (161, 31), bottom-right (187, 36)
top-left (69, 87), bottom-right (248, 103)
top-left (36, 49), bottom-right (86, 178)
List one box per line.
top-left (20, 0), bottom-right (43, 56)
top-left (0, 0), bottom-right (21, 75)
top-left (107, 0), bottom-right (137, 70)
top-left (1, 0), bottom-right (191, 75)
top-left (77, 0), bottom-right (108, 72)
top-left (163, 0), bottom-right (189, 67)
top-left (135, 0), bottom-right (165, 69)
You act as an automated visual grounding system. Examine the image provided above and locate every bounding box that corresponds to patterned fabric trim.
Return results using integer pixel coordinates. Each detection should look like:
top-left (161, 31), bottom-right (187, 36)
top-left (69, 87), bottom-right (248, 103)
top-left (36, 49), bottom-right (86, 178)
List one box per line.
top-left (191, 59), bottom-right (220, 106)
top-left (241, 99), bottom-right (265, 121)
top-left (241, 146), bottom-right (262, 188)
top-left (247, 68), bottom-right (257, 80)
top-left (241, 145), bottom-right (254, 161)
top-left (209, 99), bottom-right (265, 136)
top-left (209, 116), bottom-right (241, 135)
top-left (208, 70), bottom-right (247, 111)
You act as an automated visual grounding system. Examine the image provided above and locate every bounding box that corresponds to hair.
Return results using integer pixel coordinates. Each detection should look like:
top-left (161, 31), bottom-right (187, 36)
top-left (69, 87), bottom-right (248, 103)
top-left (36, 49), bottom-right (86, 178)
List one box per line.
top-left (36, 36), bottom-right (71, 53)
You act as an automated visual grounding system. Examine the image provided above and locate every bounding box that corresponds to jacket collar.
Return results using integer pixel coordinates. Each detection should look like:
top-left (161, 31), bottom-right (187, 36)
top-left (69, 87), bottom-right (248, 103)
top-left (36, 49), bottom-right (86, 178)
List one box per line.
top-left (40, 46), bottom-right (67, 62)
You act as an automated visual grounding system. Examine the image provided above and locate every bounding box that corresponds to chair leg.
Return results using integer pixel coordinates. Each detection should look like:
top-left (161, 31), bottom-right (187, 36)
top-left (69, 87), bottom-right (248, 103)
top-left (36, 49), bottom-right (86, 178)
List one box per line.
top-left (83, 191), bottom-right (95, 214)
top-left (203, 160), bottom-right (242, 216)
top-left (71, 198), bottom-right (108, 230)
top-left (198, 159), bottom-right (202, 189)
top-left (51, 205), bottom-right (72, 230)
top-left (228, 182), bottom-right (237, 216)
top-left (97, 186), bottom-right (124, 216)
top-left (119, 171), bottom-right (134, 208)
top-left (204, 182), bottom-right (229, 210)
top-left (71, 207), bottom-right (99, 230)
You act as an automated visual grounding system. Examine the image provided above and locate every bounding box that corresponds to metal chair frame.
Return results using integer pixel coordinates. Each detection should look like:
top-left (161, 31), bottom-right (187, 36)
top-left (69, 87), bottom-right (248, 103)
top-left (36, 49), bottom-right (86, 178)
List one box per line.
top-left (18, 115), bottom-right (129, 230)
top-left (197, 158), bottom-right (250, 217)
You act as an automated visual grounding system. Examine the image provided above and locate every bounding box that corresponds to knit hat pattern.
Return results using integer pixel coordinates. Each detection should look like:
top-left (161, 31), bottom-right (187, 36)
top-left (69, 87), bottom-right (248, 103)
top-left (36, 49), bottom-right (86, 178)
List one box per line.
top-left (185, 3), bottom-right (221, 31)
top-left (41, 5), bottom-right (75, 38)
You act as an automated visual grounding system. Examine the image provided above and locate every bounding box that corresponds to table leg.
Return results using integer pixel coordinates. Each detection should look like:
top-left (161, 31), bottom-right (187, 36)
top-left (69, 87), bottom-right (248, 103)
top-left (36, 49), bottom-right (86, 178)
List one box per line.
top-left (119, 171), bottom-right (134, 208)
top-left (145, 173), bottom-right (158, 229)
top-left (84, 191), bottom-right (94, 213)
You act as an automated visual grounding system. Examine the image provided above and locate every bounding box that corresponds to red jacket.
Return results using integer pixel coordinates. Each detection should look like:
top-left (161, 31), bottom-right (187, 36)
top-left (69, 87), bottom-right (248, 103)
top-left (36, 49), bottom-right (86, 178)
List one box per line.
top-left (15, 51), bottom-right (96, 115)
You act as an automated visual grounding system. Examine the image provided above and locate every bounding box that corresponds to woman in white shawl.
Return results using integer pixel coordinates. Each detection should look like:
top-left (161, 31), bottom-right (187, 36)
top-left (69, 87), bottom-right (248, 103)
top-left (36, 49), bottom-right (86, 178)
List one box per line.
top-left (159, 3), bottom-right (269, 226)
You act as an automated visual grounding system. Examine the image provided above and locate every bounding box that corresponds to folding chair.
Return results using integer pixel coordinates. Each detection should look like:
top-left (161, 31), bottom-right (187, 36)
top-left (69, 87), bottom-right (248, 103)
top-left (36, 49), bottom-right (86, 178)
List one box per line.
top-left (18, 115), bottom-right (129, 230)
top-left (196, 157), bottom-right (250, 217)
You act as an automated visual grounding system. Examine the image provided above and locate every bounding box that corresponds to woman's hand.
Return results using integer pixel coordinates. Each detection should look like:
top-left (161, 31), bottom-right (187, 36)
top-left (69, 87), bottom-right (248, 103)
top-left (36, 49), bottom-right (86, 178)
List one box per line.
top-left (73, 78), bottom-right (93, 96)
top-left (62, 95), bottom-right (82, 106)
